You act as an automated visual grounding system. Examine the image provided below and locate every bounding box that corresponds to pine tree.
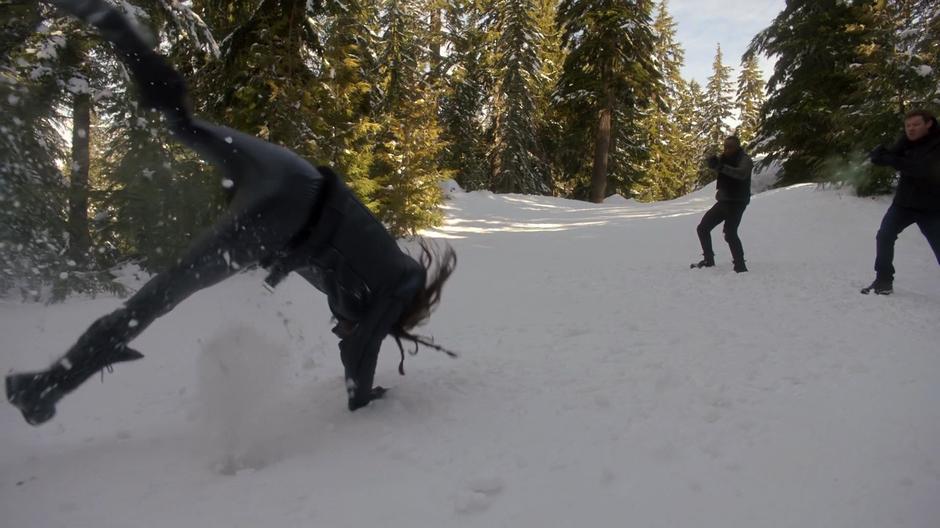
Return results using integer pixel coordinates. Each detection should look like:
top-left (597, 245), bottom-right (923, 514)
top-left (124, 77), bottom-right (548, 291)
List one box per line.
top-left (531, 0), bottom-right (564, 195)
top-left (0, 8), bottom-right (124, 300)
top-left (310, 0), bottom-right (382, 200)
top-left (486, 0), bottom-right (548, 194)
top-left (439, 0), bottom-right (494, 191)
top-left (911, 0), bottom-right (939, 103)
top-left (735, 53), bottom-right (764, 147)
top-left (555, 0), bottom-right (662, 203)
top-left (195, 0), bottom-right (328, 154)
top-left (0, 8), bottom-right (69, 299)
top-left (371, 0), bottom-right (447, 235)
top-left (678, 79), bottom-right (710, 192)
top-left (703, 43), bottom-right (734, 153)
top-left (633, 0), bottom-right (695, 201)
top-left (747, 0), bottom-right (869, 186)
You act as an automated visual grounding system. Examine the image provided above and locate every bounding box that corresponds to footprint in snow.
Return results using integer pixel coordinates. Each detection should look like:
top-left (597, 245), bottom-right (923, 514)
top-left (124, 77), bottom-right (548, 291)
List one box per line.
top-left (454, 475), bottom-right (505, 514)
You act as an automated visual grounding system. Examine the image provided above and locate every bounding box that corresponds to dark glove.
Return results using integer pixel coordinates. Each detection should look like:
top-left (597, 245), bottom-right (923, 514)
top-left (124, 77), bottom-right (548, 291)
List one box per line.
top-left (706, 155), bottom-right (720, 170)
top-left (348, 386), bottom-right (388, 411)
top-left (869, 145), bottom-right (908, 170)
top-left (869, 145), bottom-right (889, 164)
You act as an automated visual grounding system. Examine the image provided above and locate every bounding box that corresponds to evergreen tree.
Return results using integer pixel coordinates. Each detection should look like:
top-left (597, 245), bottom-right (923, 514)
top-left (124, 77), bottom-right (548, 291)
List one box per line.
top-left (209, 0), bottom-right (326, 151)
top-left (0, 7), bottom-right (123, 300)
top-left (311, 0), bottom-right (382, 200)
top-left (910, 0), bottom-right (939, 102)
top-left (531, 0), bottom-right (564, 195)
top-left (678, 79), bottom-right (710, 192)
top-left (747, 0), bottom-right (868, 186)
top-left (735, 52), bottom-right (764, 147)
top-left (438, 0), bottom-right (493, 191)
top-left (486, 0), bottom-right (548, 194)
top-left (703, 43), bottom-right (734, 153)
top-left (634, 0), bottom-right (695, 201)
top-left (555, 0), bottom-right (662, 203)
top-left (372, 0), bottom-right (446, 235)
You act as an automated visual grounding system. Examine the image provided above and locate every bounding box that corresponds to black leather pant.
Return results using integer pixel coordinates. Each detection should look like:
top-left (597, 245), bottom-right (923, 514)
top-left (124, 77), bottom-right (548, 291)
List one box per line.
top-left (697, 201), bottom-right (748, 264)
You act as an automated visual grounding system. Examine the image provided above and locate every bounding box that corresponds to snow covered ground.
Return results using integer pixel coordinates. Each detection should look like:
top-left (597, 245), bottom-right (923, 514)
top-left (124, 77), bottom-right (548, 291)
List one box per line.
top-left (2, 181), bottom-right (938, 528)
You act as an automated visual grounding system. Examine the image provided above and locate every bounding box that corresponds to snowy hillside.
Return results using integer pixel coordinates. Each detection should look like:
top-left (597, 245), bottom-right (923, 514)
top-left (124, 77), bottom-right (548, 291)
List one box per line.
top-left (2, 182), bottom-right (938, 528)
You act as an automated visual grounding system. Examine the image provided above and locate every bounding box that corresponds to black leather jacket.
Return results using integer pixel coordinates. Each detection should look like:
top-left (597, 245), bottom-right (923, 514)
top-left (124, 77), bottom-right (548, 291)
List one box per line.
top-left (715, 150), bottom-right (753, 203)
top-left (874, 130), bottom-right (940, 212)
top-left (262, 167), bottom-right (425, 404)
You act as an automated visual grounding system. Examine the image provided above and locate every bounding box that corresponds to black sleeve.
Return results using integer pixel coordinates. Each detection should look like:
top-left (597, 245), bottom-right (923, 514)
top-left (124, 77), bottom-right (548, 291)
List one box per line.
top-left (717, 155), bottom-right (753, 181)
top-left (337, 294), bottom-right (407, 410)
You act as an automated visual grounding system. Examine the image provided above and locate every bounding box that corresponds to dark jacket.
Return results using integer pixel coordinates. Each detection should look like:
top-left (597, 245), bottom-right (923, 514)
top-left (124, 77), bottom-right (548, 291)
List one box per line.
top-left (873, 129), bottom-right (940, 212)
top-left (715, 150), bottom-right (753, 203)
top-left (264, 167), bottom-right (425, 403)
top-left (289, 167), bottom-right (425, 323)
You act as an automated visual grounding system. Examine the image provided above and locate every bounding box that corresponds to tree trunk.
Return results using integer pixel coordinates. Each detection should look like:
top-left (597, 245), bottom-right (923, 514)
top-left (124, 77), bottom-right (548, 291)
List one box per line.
top-left (430, 5), bottom-right (442, 70)
top-left (590, 103), bottom-right (612, 203)
top-left (68, 91), bottom-right (92, 263)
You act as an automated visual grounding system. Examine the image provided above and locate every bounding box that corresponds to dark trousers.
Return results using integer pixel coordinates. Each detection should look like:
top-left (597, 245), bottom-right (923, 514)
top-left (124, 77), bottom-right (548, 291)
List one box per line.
top-left (62, 119), bottom-right (319, 364)
top-left (874, 204), bottom-right (940, 279)
top-left (697, 201), bottom-right (748, 264)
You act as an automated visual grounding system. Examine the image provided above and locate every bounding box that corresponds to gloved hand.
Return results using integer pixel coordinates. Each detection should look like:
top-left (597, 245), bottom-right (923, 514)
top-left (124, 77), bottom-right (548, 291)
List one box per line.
top-left (348, 386), bottom-right (388, 411)
top-left (869, 145), bottom-right (905, 169)
top-left (706, 155), bottom-right (720, 170)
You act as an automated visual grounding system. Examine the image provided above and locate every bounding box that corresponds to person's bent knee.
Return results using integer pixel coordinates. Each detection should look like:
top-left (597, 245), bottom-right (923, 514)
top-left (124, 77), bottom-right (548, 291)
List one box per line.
top-left (876, 229), bottom-right (897, 243)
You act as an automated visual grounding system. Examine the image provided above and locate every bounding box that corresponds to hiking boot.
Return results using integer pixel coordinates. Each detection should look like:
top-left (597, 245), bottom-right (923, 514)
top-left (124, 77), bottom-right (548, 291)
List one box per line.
top-left (6, 344), bottom-right (143, 426)
top-left (691, 257), bottom-right (715, 269)
top-left (6, 372), bottom-right (63, 426)
top-left (861, 276), bottom-right (893, 295)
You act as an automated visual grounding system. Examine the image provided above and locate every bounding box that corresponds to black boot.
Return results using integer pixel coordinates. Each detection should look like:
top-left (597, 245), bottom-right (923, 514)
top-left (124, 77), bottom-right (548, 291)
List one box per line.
top-left (861, 276), bottom-right (892, 295)
top-left (6, 343), bottom-right (143, 426)
top-left (733, 261), bottom-right (748, 273)
top-left (348, 386), bottom-right (388, 411)
top-left (691, 256), bottom-right (715, 269)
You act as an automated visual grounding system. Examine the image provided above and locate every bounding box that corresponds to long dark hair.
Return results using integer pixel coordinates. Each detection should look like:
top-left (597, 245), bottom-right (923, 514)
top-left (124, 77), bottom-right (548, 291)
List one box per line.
top-left (391, 238), bottom-right (458, 371)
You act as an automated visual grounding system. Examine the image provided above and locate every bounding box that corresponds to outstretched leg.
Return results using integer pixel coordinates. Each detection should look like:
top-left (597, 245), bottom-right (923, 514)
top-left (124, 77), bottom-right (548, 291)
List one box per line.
top-left (722, 202), bottom-right (748, 271)
top-left (696, 203), bottom-right (726, 266)
top-left (874, 204), bottom-right (917, 281)
top-left (915, 211), bottom-right (940, 266)
top-left (7, 202), bottom-right (294, 425)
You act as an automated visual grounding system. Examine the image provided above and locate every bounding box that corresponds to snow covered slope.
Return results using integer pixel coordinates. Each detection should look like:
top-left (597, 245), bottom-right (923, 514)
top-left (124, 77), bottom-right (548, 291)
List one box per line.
top-left (2, 183), bottom-right (938, 527)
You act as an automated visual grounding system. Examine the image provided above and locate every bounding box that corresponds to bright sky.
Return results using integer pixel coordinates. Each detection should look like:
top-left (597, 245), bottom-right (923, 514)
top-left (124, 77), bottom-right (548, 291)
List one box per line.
top-left (668, 0), bottom-right (786, 86)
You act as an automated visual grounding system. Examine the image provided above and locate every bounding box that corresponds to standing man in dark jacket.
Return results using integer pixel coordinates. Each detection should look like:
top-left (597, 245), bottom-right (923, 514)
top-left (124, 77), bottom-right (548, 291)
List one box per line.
top-left (863, 109), bottom-right (940, 295)
top-left (692, 136), bottom-right (753, 273)
top-left (6, 0), bottom-right (456, 426)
